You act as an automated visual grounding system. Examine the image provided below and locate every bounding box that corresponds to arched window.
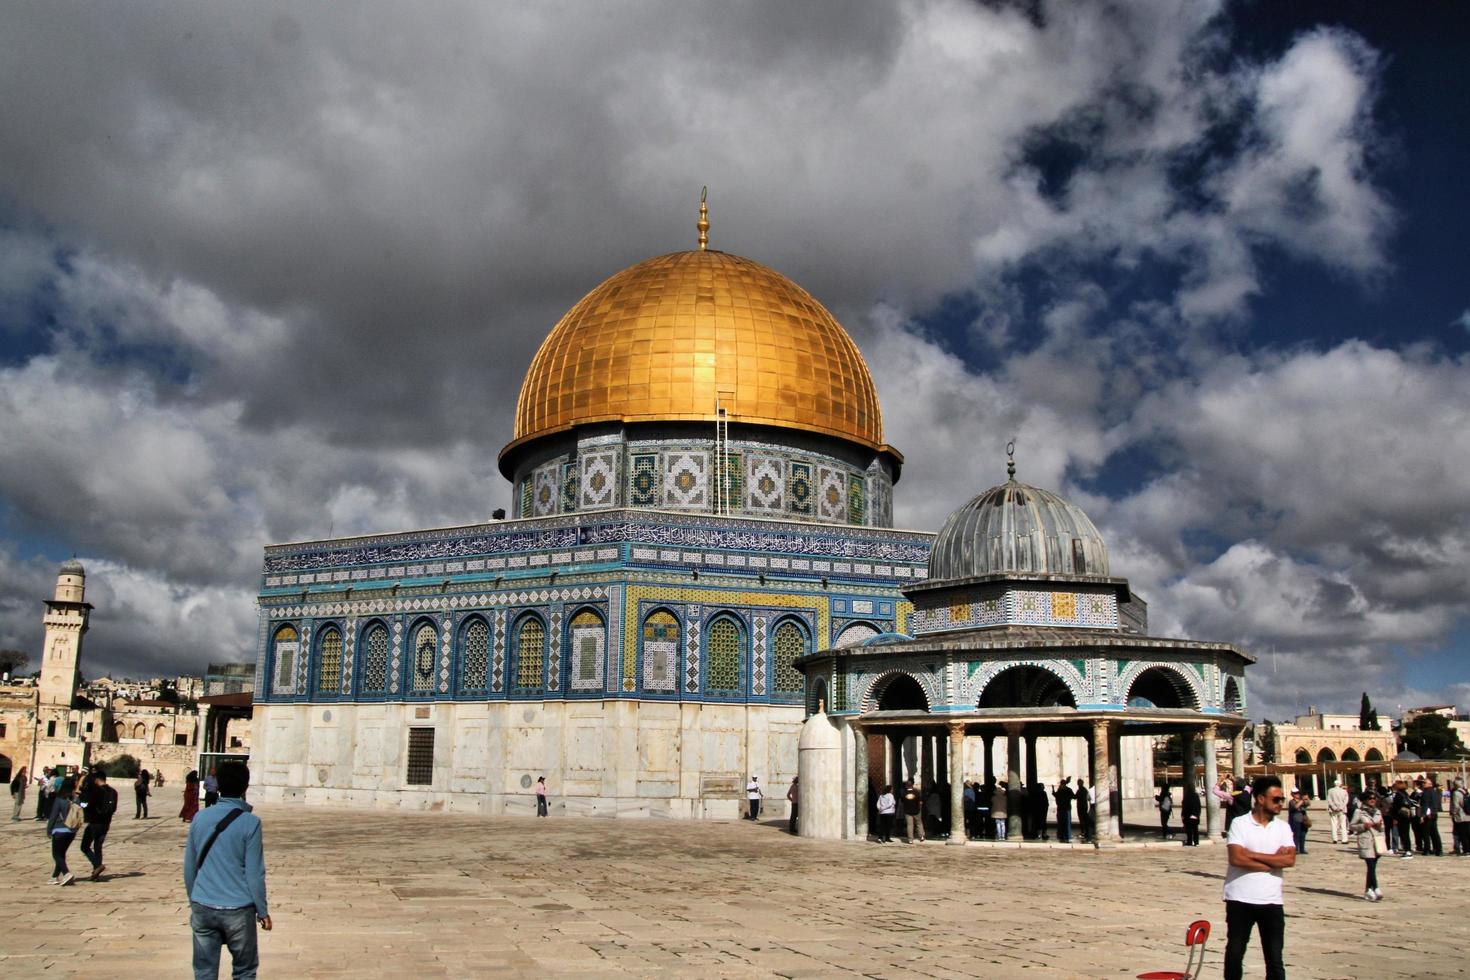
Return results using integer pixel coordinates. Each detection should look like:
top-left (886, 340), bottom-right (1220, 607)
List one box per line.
top-left (113, 721), bottom-right (125, 740)
top-left (641, 609), bottom-right (679, 692)
top-left (272, 624), bottom-right (299, 696)
top-left (153, 723), bottom-right (169, 745)
top-left (459, 618), bottom-right (490, 692)
top-left (771, 620), bottom-right (807, 699)
top-left (705, 616), bottom-right (743, 695)
top-left (514, 616), bottom-right (546, 691)
top-left (569, 609), bottom-right (606, 692)
top-left (132, 722), bottom-right (146, 740)
top-left (835, 623), bottom-right (878, 648)
top-left (361, 622), bottom-right (389, 694)
top-left (410, 621), bottom-right (437, 693)
top-left (316, 626), bottom-right (342, 696)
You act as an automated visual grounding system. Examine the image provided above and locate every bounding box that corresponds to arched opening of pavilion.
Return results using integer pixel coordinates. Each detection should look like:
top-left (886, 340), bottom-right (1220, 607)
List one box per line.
top-left (978, 665), bottom-right (1076, 709)
top-left (1124, 667), bottom-right (1200, 711)
top-left (1341, 748), bottom-right (1361, 791)
top-left (1314, 747), bottom-right (1337, 798)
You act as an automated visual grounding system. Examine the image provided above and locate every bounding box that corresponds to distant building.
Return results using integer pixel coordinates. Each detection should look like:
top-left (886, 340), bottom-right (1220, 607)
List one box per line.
top-left (205, 663), bottom-right (255, 696)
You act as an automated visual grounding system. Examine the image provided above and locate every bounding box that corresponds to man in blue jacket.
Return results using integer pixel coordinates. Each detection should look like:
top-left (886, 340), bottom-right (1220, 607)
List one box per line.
top-left (183, 761), bottom-right (271, 979)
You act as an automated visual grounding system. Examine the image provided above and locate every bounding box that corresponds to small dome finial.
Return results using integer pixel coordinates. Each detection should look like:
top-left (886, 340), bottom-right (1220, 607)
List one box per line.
top-left (1006, 440), bottom-right (1016, 481)
top-left (697, 186), bottom-right (710, 250)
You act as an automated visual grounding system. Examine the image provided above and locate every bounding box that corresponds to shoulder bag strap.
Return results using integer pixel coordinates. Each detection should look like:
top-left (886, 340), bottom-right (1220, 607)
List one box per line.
top-left (195, 809), bottom-right (246, 872)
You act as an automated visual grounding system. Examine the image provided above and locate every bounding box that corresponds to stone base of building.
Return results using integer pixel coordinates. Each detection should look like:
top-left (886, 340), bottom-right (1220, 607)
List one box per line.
top-left (251, 699), bottom-right (803, 818)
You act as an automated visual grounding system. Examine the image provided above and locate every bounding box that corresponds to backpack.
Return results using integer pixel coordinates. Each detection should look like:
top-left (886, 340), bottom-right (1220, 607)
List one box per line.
top-left (1460, 792), bottom-right (1470, 818)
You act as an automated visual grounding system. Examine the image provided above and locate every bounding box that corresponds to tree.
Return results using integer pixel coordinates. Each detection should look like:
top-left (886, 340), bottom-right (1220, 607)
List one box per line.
top-left (1401, 714), bottom-right (1469, 760)
top-left (1359, 692), bottom-right (1381, 731)
top-left (96, 754), bottom-right (139, 778)
top-left (1258, 721), bottom-right (1277, 764)
top-left (0, 648), bottom-right (29, 677)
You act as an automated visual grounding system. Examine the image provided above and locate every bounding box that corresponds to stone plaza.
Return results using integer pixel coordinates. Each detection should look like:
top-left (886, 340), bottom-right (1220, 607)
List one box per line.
top-left (2, 786), bottom-right (1467, 978)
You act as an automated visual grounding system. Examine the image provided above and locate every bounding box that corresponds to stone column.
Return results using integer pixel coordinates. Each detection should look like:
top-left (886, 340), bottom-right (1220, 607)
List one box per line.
top-left (982, 733), bottom-right (995, 787)
top-left (1091, 719), bottom-right (1119, 844)
top-left (1005, 723), bottom-right (1023, 840)
top-left (1231, 729), bottom-right (1245, 778)
top-left (948, 724), bottom-right (966, 846)
top-left (1024, 732), bottom-right (1039, 787)
top-left (1107, 722), bottom-right (1123, 841)
top-left (1203, 723), bottom-right (1221, 839)
top-left (852, 724), bottom-right (869, 840)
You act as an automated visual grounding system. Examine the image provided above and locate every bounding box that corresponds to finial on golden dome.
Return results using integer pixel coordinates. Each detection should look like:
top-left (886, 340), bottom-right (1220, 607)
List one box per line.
top-left (697, 186), bottom-right (710, 250)
top-left (1006, 440), bottom-right (1017, 481)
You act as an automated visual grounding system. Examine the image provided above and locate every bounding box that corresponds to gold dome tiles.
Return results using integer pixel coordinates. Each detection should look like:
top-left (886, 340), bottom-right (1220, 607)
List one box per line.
top-left (509, 250), bottom-right (886, 456)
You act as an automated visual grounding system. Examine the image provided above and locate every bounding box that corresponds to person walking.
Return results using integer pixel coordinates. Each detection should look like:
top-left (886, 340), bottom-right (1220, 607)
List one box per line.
top-left (1419, 777), bottom-right (1443, 856)
top-left (10, 765), bottom-right (27, 821)
top-left (901, 780), bottom-right (924, 843)
top-left (1450, 779), bottom-right (1470, 855)
top-left (991, 781), bottom-right (1009, 840)
top-left (1222, 775), bottom-right (1295, 980)
top-left (203, 768), bottom-right (220, 809)
top-left (962, 781), bottom-right (978, 840)
top-left (134, 769), bottom-right (151, 819)
top-left (1326, 780), bottom-right (1350, 845)
top-left (181, 771), bottom-right (201, 823)
top-left (745, 776), bottom-right (763, 821)
top-left (875, 785), bottom-right (896, 843)
top-left (184, 761), bottom-right (271, 980)
top-left (1181, 784), bottom-right (1202, 846)
top-left (785, 776), bottom-right (799, 834)
top-left (1155, 782), bottom-right (1174, 840)
top-left (79, 769), bottom-right (118, 881)
top-left (1350, 789), bottom-right (1386, 901)
top-left (46, 776), bottom-right (81, 886)
top-left (534, 776), bottom-right (549, 817)
top-left (1054, 778), bottom-right (1075, 843)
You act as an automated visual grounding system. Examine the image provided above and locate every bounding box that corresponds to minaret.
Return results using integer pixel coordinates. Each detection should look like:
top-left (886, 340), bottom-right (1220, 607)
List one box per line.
top-left (39, 558), bottom-right (91, 707)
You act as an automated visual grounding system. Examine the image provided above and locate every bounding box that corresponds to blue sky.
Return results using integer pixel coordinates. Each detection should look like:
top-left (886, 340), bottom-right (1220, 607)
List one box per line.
top-left (0, 1), bottom-right (1466, 721)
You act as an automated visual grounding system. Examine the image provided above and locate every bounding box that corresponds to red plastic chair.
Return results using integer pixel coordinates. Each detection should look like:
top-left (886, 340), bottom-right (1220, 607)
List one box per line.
top-left (1138, 919), bottom-right (1211, 980)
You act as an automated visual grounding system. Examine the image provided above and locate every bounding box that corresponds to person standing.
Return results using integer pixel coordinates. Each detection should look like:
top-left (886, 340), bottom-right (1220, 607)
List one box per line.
top-left (1156, 783), bottom-right (1174, 840)
top-left (1075, 778), bottom-right (1091, 842)
top-left (874, 785), bottom-right (896, 843)
top-left (1349, 789), bottom-right (1385, 901)
top-left (10, 765), bottom-right (27, 821)
top-left (745, 776), bottom-right (763, 821)
top-left (962, 781), bottom-right (977, 840)
top-left (1326, 780), bottom-right (1350, 845)
top-left (1029, 781), bottom-right (1049, 841)
top-left (203, 768), bottom-right (220, 809)
top-left (181, 771), bottom-right (201, 823)
top-left (1222, 775), bottom-right (1295, 980)
top-left (991, 781), bottom-right (1009, 840)
top-left (901, 780), bottom-right (924, 843)
top-left (1287, 789), bottom-right (1309, 856)
top-left (785, 776), bottom-right (799, 834)
top-left (1181, 784), bottom-right (1202, 846)
top-left (34, 767), bottom-right (51, 820)
top-left (79, 769), bottom-right (118, 881)
top-left (974, 781), bottom-right (991, 840)
top-left (1419, 777), bottom-right (1442, 856)
top-left (1054, 778), bottom-right (1075, 843)
top-left (1450, 779), bottom-right (1470, 855)
top-left (46, 776), bottom-right (81, 886)
top-left (134, 769), bottom-right (151, 819)
top-left (1389, 780), bottom-right (1415, 859)
top-left (183, 761), bottom-right (271, 980)
top-left (535, 776), bottom-right (549, 817)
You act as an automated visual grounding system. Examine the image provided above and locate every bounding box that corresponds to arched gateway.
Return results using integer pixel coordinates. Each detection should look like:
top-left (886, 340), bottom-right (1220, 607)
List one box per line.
top-left (796, 448), bottom-right (1254, 846)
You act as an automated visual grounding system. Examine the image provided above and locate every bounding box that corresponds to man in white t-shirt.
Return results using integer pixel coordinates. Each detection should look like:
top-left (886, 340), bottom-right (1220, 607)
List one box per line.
top-left (746, 776), bottom-right (763, 821)
top-left (1223, 775), bottom-right (1295, 980)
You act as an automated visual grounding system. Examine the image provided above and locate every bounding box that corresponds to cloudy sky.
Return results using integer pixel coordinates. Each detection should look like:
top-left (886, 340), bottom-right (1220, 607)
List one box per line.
top-left (1, 1), bottom-right (1466, 720)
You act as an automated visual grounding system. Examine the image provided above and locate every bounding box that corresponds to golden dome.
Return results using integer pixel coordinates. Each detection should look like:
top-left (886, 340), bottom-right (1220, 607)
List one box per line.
top-left (503, 249), bottom-right (894, 464)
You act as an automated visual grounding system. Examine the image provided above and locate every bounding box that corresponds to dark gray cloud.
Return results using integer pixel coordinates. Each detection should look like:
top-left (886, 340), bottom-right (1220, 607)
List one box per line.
top-left (1, 1), bottom-right (1462, 718)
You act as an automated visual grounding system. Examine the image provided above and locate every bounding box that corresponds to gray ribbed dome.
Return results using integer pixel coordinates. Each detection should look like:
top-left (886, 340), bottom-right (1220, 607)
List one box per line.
top-left (928, 478), bottom-right (1108, 581)
top-left (58, 557), bottom-right (86, 576)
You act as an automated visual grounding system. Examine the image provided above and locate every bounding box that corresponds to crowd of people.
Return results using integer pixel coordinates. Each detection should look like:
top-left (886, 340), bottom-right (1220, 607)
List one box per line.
top-left (863, 775), bottom-right (1099, 843)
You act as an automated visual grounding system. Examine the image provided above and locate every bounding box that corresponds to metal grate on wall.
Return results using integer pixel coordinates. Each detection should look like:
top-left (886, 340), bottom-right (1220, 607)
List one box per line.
top-left (406, 727), bottom-right (435, 786)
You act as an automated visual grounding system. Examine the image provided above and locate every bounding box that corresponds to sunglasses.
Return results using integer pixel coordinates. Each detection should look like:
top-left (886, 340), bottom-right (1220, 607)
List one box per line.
top-left (1264, 795), bottom-right (1286, 803)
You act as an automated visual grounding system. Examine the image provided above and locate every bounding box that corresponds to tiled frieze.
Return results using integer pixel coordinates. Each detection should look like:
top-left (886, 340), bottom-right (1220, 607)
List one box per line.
top-left (629, 453), bottom-right (659, 507)
top-left (663, 451), bottom-right (709, 509)
top-left (579, 449), bottom-right (618, 510)
top-left (910, 587), bottom-right (1119, 634)
top-left (817, 466), bottom-right (846, 521)
top-left (746, 455), bottom-right (786, 514)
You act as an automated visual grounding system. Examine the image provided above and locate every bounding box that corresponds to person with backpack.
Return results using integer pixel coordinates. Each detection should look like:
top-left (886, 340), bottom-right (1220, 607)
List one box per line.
top-left (45, 776), bottom-right (81, 885)
top-left (1388, 780), bottom-right (1415, 859)
top-left (1449, 779), bottom-right (1470, 855)
top-left (79, 768), bottom-right (118, 881)
top-left (184, 761), bottom-right (272, 979)
top-left (874, 784), bottom-right (896, 843)
top-left (1155, 782), bottom-right (1174, 840)
top-left (10, 765), bottom-right (27, 821)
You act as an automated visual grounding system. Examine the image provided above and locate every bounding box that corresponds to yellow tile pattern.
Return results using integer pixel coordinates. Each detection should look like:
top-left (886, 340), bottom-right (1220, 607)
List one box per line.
top-left (1052, 592), bottom-right (1077, 620)
top-left (620, 584), bottom-right (830, 691)
top-left (511, 250), bottom-right (885, 451)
